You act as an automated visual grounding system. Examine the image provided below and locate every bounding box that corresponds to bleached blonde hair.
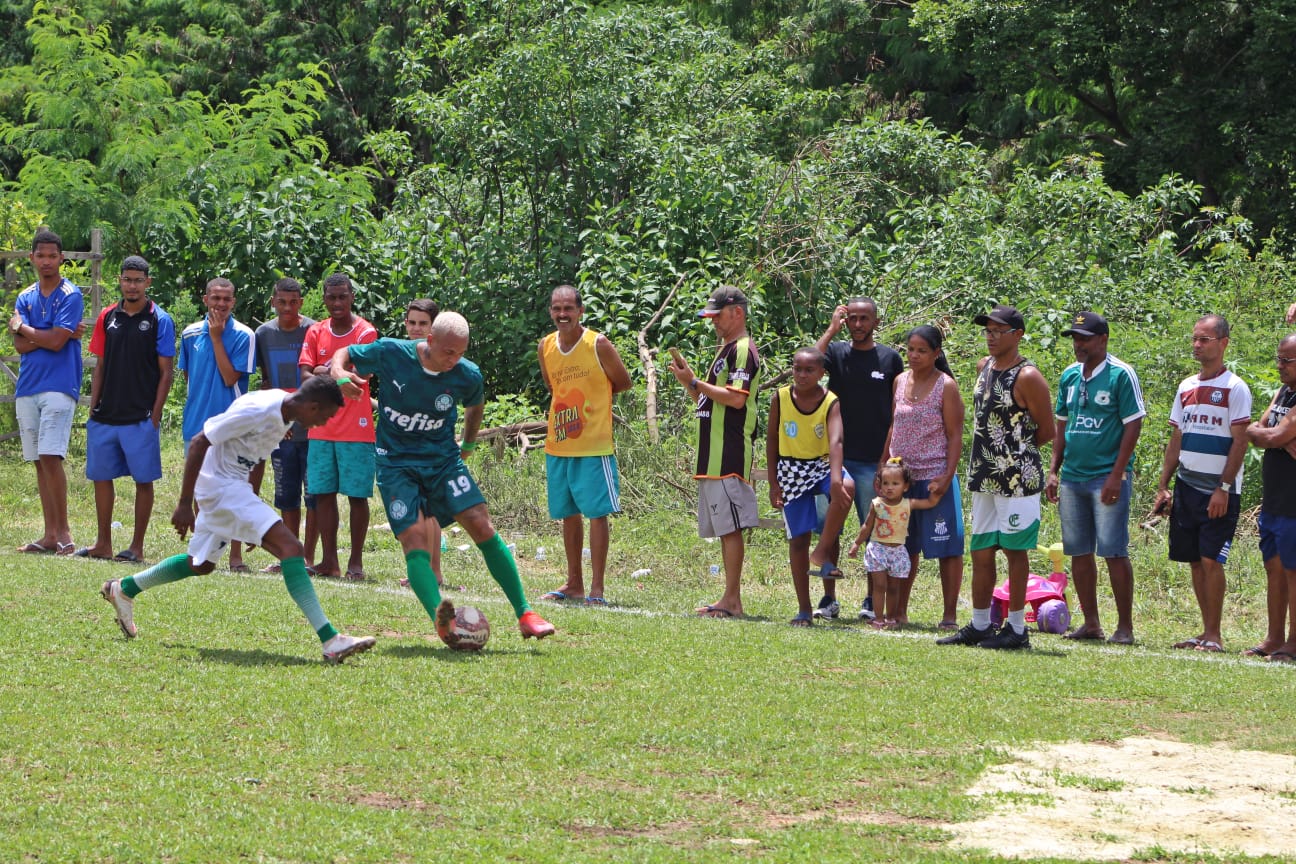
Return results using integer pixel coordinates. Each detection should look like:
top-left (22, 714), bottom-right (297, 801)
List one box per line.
top-left (431, 311), bottom-right (470, 340)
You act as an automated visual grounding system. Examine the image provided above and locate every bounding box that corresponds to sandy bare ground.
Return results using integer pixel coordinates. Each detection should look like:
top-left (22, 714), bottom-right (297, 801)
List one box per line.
top-left (945, 737), bottom-right (1296, 860)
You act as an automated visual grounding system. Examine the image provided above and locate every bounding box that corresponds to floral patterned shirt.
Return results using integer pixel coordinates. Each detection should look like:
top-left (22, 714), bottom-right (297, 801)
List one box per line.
top-left (967, 358), bottom-right (1043, 497)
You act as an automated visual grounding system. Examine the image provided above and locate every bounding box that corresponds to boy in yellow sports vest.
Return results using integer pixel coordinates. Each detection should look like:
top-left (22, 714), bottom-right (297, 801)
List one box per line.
top-left (765, 346), bottom-right (856, 625)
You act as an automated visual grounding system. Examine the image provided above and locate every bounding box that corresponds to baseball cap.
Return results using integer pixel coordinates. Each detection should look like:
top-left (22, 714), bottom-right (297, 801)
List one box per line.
top-left (1060, 310), bottom-right (1109, 337)
top-left (973, 304), bottom-right (1026, 332)
top-left (699, 287), bottom-right (749, 318)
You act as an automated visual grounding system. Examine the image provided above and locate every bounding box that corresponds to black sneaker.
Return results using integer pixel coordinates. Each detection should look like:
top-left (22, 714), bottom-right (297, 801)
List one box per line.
top-left (935, 622), bottom-right (995, 646)
top-left (979, 624), bottom-right (1031, 650)
top-left (858, 595), bottom-right (876, 621)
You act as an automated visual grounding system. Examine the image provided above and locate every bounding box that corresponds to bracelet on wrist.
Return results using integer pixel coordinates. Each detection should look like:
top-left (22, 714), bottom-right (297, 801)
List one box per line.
top-left (334, 375), bottom-right (352, 385)
top-left (461, 441), bottom-right (478, 452)
top-left (690, 377), bottom-right (700, 390)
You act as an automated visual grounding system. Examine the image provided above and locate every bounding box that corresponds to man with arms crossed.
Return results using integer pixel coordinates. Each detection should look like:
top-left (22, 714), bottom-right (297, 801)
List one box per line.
top-left (79, 256), bottom-right (175, 562)
top-left (11, 229), bottom-right (84, 556)
top-left (1152, 315), bottom-right (1251, 653)
top-left (332, 312), bottom-right (556, 641)
top-left (939, 305), bottom-right (1054, 650)
top-left (1245, 334), bottom-right (1296, 662)
top-left (100, 375), bottom-right (375, 664)
top-left (538, 285), bottom-right (632, 605)
top-left (1045, 311), bottom-right (1145, 645)
top-left (667, 287), bottom-right (762, 619)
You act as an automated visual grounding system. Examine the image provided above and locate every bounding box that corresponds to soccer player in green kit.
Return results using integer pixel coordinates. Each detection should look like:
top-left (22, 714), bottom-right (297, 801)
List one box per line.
top-left (329, 311), bottom-right (556, 641)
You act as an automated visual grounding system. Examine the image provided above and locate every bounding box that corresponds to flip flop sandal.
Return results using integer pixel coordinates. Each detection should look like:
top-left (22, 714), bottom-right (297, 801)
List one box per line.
top-left (17, 541), bottom-right (53, 554)
top-left (789, 612), bottom-right (813, 626)
top-left (1172, 637), bottom-right (1204, 650)
top-left (814, 561), bottom-right (844, 579)
top-left (1242, 646), bottom-right (1270, 658)
top-left (55, 542), bottom-right (77, 556)
top-left (1194, 640), bottom-right (1224, 653)
top-left (584, 596), bottom-right (609, 606)
top-left (1268, 651), bottom-right (1296, 664)
top-left (114, 550), bottom-right (144, 563)
top-left (697, 605), bottom-right (736, 619)
top-left (540, 590), bottom-right (570, 602)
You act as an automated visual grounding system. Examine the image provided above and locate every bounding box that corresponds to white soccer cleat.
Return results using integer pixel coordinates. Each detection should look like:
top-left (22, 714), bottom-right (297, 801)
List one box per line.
top-left (101, 579), bottom-right (137, 639)
top-left (321, 633), bottom-right (376, 664)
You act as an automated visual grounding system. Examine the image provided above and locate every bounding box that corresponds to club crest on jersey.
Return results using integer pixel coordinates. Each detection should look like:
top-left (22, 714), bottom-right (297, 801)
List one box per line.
top-left (435, 394), bottom-right (453, 412)
top-left (1210, 389), bottom-right (1224, 404)
top-left (390, 499), bottom-right (408, 520)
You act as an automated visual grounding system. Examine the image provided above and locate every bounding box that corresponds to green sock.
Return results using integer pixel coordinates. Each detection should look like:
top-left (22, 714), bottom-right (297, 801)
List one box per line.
top-left (405, 549), bottom-right (443, 621)
top-left (122, 554), bottom-right (195, 597)
top-left (478, 533), bottom-right (529, 618)
top-left (281, 556), bottom-right (337, 643)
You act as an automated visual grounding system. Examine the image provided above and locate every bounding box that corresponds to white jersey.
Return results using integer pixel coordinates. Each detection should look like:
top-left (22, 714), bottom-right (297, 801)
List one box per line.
top-left (197, 390), bottom-right (290, 493)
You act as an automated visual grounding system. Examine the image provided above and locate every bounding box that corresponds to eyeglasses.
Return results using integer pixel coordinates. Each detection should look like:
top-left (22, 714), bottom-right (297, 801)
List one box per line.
top-left (1278, 356), bottom-right (1296, 365)
top-left (120, 276), bottom-right (148, 285)
top-left (982, 327), bottom-right (1019, 338)
top-left (1078, 377), bottom-right (1088, 408)
top-left (1191, 335), bottom-right (1221, 344)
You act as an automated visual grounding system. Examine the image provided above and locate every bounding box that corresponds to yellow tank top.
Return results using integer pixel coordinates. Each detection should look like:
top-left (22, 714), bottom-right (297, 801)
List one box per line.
top-left (543, 327), bottom-right (615, 456)
top-left (777, 386), bottom-right (838, 460)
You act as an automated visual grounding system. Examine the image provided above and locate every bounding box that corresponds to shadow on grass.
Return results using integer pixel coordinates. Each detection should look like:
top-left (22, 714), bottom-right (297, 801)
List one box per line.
top-left (382, 644), bottom-right (545, 660)
top-left (184, 645), bottom-right (317, 667)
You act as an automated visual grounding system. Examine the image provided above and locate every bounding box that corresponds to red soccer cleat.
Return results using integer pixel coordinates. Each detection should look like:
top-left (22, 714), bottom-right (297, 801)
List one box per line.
top-left (518, 610), bottom-right (555, 640)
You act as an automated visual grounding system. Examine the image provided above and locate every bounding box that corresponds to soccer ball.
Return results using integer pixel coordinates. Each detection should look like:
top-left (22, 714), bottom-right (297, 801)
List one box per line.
top-left (435, 600), bottom-right (490, 651)
top-left (1036, 599), bottom-right (1071, 635)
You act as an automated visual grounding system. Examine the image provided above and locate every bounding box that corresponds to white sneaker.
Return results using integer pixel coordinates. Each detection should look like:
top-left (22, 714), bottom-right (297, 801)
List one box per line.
top-left (101, 579), bottom-right (137, 638)
top-left (322, 633), bottom-right (376, 664)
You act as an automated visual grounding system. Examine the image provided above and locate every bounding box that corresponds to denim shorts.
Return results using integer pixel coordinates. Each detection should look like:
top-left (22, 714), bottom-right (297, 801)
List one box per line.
top-left (842, 459), bottom-right (877, 525)
top-left (271, 436), bottom-right (316, 511)
top-left (16, 391), bottom-right (77, 460)
top-left (1058, 475), bottom-right (1131, 559)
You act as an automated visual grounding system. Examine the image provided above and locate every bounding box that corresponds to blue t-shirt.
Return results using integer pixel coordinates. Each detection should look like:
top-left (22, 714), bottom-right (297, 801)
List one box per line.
top-left (178, 316), bottom-right (256, 442)
top-left (14, 278), bottom-right (84, 400)
top-left (347, 338), bottom-right (484, 466)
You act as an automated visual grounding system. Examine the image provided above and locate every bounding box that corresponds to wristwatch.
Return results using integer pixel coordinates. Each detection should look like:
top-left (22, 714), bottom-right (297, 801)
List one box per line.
top-left (1219, 480), bottom-right (1232, 492)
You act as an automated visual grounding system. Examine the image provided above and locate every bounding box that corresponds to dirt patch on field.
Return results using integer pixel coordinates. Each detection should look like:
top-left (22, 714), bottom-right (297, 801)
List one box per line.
top-left (945, 737), bottom-right (1296, 860)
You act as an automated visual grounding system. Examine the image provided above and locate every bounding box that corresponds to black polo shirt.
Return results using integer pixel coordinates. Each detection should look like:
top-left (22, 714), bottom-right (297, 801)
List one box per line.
top-left (88, 301), bottom-right (177, 425)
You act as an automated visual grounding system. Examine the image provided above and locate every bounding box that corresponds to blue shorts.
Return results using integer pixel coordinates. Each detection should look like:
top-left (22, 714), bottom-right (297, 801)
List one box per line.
top-left (782, 474), bottom-right (832, 539)
top-left (271, 436), bottom-right (316, 511)
top-left (86, 418), bottom-right (162, 483)
top-left (905, 477), bottom-right (965, 559)
top-left (377, 459), bottom-right (486, 536)
top-left (1168, 478), bottom-right (1239, 564)
top-left (546, 454), bottom-right (620, 520)
top-left (307, 439), bottom-right (375, 499)
top-left (1258, 511), bottom-right (1296, 570)
top-left (1058, 475), bottom-right (1131, 559)
top-left (843, 459), bottom-right (877, 525)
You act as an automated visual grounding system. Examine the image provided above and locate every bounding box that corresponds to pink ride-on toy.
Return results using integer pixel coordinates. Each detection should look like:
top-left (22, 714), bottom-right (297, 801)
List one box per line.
top-left (990, 543), bottom-right (1071, 633)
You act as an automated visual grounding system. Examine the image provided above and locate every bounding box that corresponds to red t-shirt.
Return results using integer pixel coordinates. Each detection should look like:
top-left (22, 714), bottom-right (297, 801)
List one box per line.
top-left (298, 317), bottom-right (378, 442)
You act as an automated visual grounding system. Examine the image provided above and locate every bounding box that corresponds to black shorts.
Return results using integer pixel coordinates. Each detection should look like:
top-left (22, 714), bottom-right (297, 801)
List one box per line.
top-left (1168, 478), bottom-right (1240, 564)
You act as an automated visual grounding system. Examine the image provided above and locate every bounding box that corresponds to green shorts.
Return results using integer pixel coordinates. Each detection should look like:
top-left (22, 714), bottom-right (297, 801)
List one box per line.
top-left (307, 439), bottom-right (376, 498)
top-left (377, 458), bottom-right (486, 536)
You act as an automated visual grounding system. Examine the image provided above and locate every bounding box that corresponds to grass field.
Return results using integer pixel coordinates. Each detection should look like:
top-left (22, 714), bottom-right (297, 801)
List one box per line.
top-left (3, 438), bottom-right (1295, 862)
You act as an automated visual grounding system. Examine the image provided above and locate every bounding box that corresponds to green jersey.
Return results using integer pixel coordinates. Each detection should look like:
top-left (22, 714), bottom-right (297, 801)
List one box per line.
top-left (348, 338), bottom-right (484, 466)
top-left (1055, 355), bottom-right (1146, 482)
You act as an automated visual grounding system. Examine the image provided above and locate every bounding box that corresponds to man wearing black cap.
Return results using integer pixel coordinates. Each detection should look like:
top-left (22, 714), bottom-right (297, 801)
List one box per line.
top-left (1044, 311), bottom-right (1145, 645)
top-left (939, 304), bottom-right (1054, 650)
top-left (668, 286), bottom-right (762, 618)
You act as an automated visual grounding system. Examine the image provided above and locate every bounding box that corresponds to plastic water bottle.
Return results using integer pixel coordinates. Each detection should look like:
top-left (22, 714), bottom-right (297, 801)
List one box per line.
top-left (111, 521), bottom-right (123, 530)
top-left (440, 535), bottom-right (449, 552)
top-left (581, 548), bottom-right (591, 561)
top-left (708, 564), bottom-right (720, 576)
top-left (630, 568), bottom-right (651, 578)
top-left (535, 547), bottom-right (547, 561)
top-left (507, 543), bottom-right (517, 555)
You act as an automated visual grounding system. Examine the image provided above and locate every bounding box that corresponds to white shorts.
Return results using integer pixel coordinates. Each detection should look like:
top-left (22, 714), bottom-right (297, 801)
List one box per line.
top-left (865, 541), bottom-right (911, 579)
top-left (16, 392), bottom-right (77, 460)
top-left (188, 480), bottom-right (281, 565)
top-left (969, 491), bottom-right (1041, 552)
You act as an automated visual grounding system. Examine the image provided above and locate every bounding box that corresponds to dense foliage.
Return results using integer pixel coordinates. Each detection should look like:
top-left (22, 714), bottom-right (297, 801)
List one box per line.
top-left (0, 0), bottom-right (1292, 420)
